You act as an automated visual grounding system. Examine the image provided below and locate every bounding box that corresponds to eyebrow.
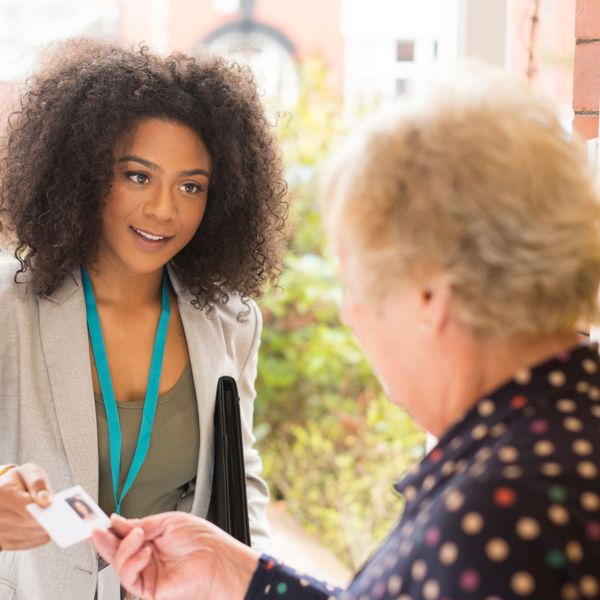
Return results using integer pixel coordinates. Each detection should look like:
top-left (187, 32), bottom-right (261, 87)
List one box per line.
top-left (117, 155), bottom-right (210, 178)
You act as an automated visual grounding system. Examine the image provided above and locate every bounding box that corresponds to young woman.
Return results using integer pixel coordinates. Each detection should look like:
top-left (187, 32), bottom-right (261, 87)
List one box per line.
top-left (0, 38), bottom-right (286, 599)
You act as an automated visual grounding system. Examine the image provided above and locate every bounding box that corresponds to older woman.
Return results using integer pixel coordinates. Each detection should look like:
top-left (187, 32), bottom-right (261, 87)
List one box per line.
top-left (94, 70), bottom-right (600, 599)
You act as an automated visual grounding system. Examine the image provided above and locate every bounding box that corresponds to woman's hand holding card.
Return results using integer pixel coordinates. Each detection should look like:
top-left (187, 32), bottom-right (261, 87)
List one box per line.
top-left (0, 463), bottom-right (52, 550)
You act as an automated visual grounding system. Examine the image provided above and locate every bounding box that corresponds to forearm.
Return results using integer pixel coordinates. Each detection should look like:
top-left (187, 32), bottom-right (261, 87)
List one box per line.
top-left (245, 555), bottom-right (342, 600)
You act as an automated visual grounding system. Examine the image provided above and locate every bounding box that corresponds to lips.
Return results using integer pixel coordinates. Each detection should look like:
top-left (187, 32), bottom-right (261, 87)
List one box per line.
top-left (129, 226), bottom-right (174, 242)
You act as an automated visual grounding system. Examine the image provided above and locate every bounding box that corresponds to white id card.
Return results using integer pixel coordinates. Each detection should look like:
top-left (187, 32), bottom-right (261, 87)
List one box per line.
top-left (98, 564), bottom-right (121, 600)
top-left (26, 484), bottom-right (111, 548)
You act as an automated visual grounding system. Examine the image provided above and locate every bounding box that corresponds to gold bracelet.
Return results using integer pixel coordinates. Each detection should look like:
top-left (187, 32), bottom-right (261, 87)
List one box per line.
top-left (0, 464), bottom-right (16, 478)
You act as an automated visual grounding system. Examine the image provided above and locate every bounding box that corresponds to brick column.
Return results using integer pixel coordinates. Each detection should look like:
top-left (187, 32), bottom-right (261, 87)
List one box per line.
top-left (573, 0), bottom-right (600, 140)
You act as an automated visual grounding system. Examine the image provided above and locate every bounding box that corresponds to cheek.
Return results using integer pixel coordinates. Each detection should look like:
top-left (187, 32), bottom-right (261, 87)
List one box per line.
top-left (179, 200), bottom-right (207, 238)
top-left (191, 197), bottom-right (209, 224)
top-left (341, 299), bottom-right (376, 351)
top-left (99, 199), bottom-right (120, 240)
top-left (101, 186), bottom-right (131, 226)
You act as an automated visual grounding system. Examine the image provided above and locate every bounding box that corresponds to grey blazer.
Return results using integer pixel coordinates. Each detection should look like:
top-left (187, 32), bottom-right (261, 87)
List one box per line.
top-left (0, 257), bottom-right (270, 600)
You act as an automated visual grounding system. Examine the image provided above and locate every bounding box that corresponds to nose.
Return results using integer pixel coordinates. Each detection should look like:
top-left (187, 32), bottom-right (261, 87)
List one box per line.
top-left (143, 184), bottom-right (176, 221)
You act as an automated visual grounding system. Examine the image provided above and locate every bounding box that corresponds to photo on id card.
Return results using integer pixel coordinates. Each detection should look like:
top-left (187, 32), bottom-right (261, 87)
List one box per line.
top-left (26, 484), bottom-right (111, 548)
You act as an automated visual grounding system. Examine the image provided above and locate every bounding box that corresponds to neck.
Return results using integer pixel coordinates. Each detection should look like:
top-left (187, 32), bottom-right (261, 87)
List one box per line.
top-left (84, 259), bottom-right (165, 308)
top-left (426, 329), bottom-right (579, 438)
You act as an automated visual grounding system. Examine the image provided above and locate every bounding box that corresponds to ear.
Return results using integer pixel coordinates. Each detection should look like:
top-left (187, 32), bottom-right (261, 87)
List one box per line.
top-left (418, 272), bottom-right (453, 335)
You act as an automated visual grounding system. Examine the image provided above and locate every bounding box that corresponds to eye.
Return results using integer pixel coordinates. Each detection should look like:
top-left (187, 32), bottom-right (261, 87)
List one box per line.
top-left (125, 171), bottom-right (150, 185)
top-left (180, 182), bottom-right (203, 194)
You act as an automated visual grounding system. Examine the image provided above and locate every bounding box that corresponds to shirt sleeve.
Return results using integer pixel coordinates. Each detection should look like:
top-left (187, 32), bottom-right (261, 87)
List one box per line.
top-left (245, 555), bottom-right (343, 600)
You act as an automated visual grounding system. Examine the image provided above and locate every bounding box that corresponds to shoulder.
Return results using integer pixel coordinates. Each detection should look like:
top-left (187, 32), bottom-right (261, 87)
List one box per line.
top-left (208, 295), bottom-right (263, 376)
top-left (211, 293), bottom-right (262, 331)
top-left (204, 293), bottom-right (262, 344)
top-left (210, 295), bottom-right (263, 363)
top-left (0, 256), bottom-right (40, 348)
top-left (179, 290), bottom-right (263, 369)
top-left (0, 254), bottom-right (33, 305)
top-left (168, 265), bottom-right (262, 339)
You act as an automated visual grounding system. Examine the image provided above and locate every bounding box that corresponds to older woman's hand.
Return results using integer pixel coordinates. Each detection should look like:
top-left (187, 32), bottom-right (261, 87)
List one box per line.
top-left (93, 513), bottom-right (259, 600)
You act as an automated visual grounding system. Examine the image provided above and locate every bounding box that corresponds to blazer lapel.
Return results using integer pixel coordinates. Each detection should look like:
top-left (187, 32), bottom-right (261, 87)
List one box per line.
top-left (38, 271), bottom-right (99, 499)
top-left (167, 265), bottom-right (222, 517)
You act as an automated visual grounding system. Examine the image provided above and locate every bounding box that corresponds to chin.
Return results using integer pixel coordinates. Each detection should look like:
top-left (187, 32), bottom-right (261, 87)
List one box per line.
top-left (122, 258), bottom-right (171, 276)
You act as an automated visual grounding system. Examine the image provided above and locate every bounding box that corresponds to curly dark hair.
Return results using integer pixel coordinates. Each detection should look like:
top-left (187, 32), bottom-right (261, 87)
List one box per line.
top-left (0, 38), bottom-right (287, 308)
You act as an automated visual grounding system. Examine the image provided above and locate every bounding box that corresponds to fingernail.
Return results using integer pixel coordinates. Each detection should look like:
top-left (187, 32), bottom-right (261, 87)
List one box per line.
top-left (37, 491), bottom-right (49, 503)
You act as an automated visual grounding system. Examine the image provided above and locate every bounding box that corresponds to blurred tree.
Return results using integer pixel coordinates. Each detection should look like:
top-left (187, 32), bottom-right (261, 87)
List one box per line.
top-left (255, 59), bottom-right (426, 569)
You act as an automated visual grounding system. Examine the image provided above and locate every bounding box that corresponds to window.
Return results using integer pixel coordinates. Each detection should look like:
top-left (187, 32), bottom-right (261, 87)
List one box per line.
top-left (395, 78), bottom-right (408, 96)
top-left (204, 28), bottom-right (299, 108)
top-left (0, 0), bottom-right (118, 80)
top-left (396, 40), bottom-right (415, 62)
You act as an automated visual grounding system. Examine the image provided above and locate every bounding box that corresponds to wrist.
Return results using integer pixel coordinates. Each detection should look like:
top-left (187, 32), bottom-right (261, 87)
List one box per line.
top-left (214, 532), bottom-right (260, 599)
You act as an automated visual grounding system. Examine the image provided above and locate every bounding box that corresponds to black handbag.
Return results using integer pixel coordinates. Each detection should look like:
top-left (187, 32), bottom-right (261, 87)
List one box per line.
top-left (208, 376), bottom-right (252, 546)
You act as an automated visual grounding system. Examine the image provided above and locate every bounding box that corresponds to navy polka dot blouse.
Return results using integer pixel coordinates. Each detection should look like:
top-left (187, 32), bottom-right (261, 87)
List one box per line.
top-left (245, 344), bottom-right (600, 599)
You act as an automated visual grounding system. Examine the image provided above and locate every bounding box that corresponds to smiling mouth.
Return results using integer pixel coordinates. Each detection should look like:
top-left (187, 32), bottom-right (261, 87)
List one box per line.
top-left (129, 226), bottom-right (174, 242)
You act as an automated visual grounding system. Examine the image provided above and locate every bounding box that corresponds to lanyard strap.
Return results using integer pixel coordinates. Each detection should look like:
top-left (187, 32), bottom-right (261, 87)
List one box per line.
top-left (81, 267), bottom-right (171, 514)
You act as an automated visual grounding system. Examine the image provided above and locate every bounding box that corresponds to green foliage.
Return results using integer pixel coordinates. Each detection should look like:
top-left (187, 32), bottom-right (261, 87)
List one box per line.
top-left (255, 60), bottom-right (426, 569)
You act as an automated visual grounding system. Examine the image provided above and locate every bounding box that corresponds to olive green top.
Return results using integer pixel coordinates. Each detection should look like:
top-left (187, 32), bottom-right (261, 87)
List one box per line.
top-left (95, 361), bottom-right (199, 518)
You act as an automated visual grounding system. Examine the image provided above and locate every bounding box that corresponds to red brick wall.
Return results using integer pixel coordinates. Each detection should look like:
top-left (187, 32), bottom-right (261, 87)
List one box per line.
top-left (573, 0), bottom-right (600, 139)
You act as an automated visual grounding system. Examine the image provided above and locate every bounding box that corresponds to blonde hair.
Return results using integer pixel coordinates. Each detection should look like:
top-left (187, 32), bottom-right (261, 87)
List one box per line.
top-left (323, 68), bottom-right (600, 337)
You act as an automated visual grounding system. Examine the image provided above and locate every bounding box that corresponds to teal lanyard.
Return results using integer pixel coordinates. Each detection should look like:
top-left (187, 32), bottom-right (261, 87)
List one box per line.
top-left (81, 267), bottom-right (171, 514)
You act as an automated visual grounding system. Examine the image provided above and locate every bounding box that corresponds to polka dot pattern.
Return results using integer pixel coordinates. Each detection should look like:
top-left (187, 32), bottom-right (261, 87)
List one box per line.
top-left (514, 368), bottom-right (532, 384)
top-left (548, 370), bottom-right (566, 387)
top-left (529, 418), bottom-right (549, 435)
top-left (562, 582), bottom-right (579, 600)
top-left (493, 486), bottom-right (517, 507)
top-left (548, 504), bottom-right (570, 526)
top-left (557, 398), bottom-right (577, 413)
top-left (511, 571), bottom-right (535, 596)
top-left (439, 542), bottom-right (459, 565)
top-left (533, 440), bottom-right (554, 456)
top-left (444, 490), bottom-right (464, 512)
top-left (461, 512), bottom-right (484, 535)
top-left (580, 491), bottom-right (600, 512)
top-left (577, 461), bottom-right (598, 479)
top-left (249, 345), bottom-right (600, 600)
top-left (516, 517), bottom-right (540, 540)
top-left (540, 462), bottom-right (562, 477)
top-left (572, 439), bottom-right (593, 456)
top-left (545, 549), bottom-right (566, 569)
top-left (478, 399), bottom-right (496, 417)
top-left (486, 538), bottom-right (510, 562)
top-left (580, 575), bottom-right (599, 598)
top-left (498, 446), bottom-right (519, 463)
top-left (563, 417), bottom-right (583, 432)
top-left (459, 569), bottom-right (480, 592)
